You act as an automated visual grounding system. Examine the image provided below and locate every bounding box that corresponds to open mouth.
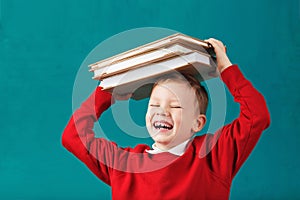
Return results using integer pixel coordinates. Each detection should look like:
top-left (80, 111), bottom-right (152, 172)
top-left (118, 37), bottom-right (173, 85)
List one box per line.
top-left (153, 121), bottom-right (173, 130)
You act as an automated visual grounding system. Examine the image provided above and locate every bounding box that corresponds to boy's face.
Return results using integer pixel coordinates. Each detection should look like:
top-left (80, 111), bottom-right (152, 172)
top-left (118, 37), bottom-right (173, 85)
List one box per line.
top-left (146, 80), bottom-right (205, 151)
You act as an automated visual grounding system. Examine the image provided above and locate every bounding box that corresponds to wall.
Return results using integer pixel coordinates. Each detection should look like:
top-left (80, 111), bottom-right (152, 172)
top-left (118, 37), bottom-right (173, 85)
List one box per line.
top-left (0, 0), bottom-right (299, 199)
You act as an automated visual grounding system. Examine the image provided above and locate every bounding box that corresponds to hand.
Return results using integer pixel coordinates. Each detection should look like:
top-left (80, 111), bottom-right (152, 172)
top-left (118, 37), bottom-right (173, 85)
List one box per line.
top-left (112, 93), bottom-right (132, 101)
top-left (205, 38), bottom-right (232, 73)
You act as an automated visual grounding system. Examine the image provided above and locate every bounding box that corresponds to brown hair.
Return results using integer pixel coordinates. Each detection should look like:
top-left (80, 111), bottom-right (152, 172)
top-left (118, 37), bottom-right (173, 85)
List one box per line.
top-left (152, 72), bottom-right (208, 115)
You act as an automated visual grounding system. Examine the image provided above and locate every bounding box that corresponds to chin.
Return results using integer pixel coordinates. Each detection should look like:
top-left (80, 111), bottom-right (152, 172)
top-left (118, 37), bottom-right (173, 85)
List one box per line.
top-left (152, 131), bottom-right (175, 143)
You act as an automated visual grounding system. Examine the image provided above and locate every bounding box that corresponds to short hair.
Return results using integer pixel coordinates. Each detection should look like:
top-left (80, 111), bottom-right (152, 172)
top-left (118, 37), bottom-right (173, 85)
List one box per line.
top-left (152, 72), bottom-right (208, 115)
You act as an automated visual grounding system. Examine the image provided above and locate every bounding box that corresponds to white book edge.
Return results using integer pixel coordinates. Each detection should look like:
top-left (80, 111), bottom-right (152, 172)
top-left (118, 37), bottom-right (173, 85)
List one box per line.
top-left (93, 44), bottom-right (194, 78)
top-left (99, 51), bottom-right (211, 90)
top-left (90, 34), bottom-right (180, 70)
top-left (89, 33), bottom-right (209, 70)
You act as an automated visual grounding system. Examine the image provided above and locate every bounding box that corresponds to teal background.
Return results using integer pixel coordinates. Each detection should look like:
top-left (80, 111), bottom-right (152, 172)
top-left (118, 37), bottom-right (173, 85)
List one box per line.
top-left (0, 0), bottom-right (299, 199)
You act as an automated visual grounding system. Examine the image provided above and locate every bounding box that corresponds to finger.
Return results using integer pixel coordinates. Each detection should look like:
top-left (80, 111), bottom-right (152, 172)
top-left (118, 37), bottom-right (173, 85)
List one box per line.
top-left (114, 93), bottom-right (132, 100)
top-left (205, 38), bottom-right (219, 49)
top-left (207, 38), bottom-right (224, 46)
top-left (208, 70), bottom-right (219, 77)
top-left (205, 38), bottom-right (224, 47)
top-left (205, 38), bottom-right (226, 53)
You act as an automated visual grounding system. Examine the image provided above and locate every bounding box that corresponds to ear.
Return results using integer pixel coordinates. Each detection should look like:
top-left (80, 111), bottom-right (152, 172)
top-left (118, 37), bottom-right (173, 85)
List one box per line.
top-left (192, 114), bottom-right (206, 133)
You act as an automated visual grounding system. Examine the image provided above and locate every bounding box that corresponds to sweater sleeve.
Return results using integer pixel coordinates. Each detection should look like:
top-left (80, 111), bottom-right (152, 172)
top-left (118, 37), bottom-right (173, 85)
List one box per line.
top-left (202, 65), bottom-right (271, 182)
top-left (61, 86), bottom-right (118, 186)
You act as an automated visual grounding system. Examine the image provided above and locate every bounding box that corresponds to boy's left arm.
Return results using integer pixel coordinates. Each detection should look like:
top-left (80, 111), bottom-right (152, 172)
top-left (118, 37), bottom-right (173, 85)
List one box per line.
top-left (203, 39), bottom-right (271, 181)
top-left (221, 65), bottom-right (270, 175)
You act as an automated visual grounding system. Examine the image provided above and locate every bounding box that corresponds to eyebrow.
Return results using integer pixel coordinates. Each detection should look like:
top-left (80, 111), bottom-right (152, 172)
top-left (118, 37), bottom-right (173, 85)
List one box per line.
top-left (150, 97), bottom-right (181, 103)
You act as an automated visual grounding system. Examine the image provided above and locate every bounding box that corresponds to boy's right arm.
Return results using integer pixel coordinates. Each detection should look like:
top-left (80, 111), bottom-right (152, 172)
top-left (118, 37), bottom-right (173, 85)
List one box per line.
top-left (61, 87), bottom-right (116, 185)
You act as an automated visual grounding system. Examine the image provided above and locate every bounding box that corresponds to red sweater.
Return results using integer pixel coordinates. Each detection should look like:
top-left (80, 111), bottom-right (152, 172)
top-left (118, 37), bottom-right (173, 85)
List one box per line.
top-left (62, 65), bottom-right (270, 200)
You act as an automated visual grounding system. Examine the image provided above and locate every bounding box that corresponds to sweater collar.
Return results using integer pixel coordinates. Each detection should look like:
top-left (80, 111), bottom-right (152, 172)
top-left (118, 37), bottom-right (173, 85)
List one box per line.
top-left (146, 139), bottom-right (191, 156)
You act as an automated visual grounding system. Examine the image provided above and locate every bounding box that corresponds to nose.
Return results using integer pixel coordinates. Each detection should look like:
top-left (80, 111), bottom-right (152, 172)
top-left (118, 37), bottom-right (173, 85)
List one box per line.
top-left (156, 106), bottom-right (170, 117)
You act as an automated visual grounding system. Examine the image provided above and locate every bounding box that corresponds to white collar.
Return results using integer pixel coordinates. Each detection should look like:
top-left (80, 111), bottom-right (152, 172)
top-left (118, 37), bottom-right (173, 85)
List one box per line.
top-left (146, 139), bottom-right (191, 156)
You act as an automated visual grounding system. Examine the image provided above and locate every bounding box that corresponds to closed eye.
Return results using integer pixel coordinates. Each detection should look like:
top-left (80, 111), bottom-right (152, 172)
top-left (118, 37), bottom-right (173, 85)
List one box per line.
top-left (149, 104), bottom-right (183, 108)
top-left (170, 105), bottom-right (183, 109)
top-left (149, 104), bottom-right (160, 107)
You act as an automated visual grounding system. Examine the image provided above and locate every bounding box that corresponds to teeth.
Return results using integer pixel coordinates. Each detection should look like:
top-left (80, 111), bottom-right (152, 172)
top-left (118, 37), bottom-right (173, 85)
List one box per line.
top-left (153, 121), bottom-right (173, 130)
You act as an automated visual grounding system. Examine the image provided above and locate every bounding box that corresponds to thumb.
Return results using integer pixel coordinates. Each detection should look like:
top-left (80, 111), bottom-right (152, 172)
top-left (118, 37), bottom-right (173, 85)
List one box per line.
top-left (208, 70), bottom-right (220, 77)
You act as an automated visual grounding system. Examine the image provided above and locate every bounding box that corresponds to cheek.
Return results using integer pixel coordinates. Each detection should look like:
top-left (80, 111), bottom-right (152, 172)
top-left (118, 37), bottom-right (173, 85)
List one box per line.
top-left (145, 109), bottom-right (152, 126)
top-left (145, 107), bottom-right (158, 120)
top-left (172, 110), bottom-right (183, 126)
top-left (172, 110), bottom-right (195, 131)
top-left (147, 106), bottom-right (158, 115)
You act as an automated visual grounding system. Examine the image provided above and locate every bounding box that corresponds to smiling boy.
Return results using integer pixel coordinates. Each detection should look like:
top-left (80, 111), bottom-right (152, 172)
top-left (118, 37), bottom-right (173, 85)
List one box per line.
top-left (62, 38), bottom-right (270, 199)
top-left (145, 73), bottom-right (207, 153)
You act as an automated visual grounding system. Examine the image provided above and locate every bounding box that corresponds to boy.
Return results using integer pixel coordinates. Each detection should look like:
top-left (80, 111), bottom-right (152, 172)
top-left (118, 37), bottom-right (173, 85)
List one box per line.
top-left (62, 38), bottom-right (270, 199)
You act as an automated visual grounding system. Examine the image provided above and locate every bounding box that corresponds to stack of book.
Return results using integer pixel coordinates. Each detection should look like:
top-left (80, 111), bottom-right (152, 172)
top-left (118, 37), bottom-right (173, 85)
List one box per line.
top-left (89, 33), bottom-right (218, 100)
